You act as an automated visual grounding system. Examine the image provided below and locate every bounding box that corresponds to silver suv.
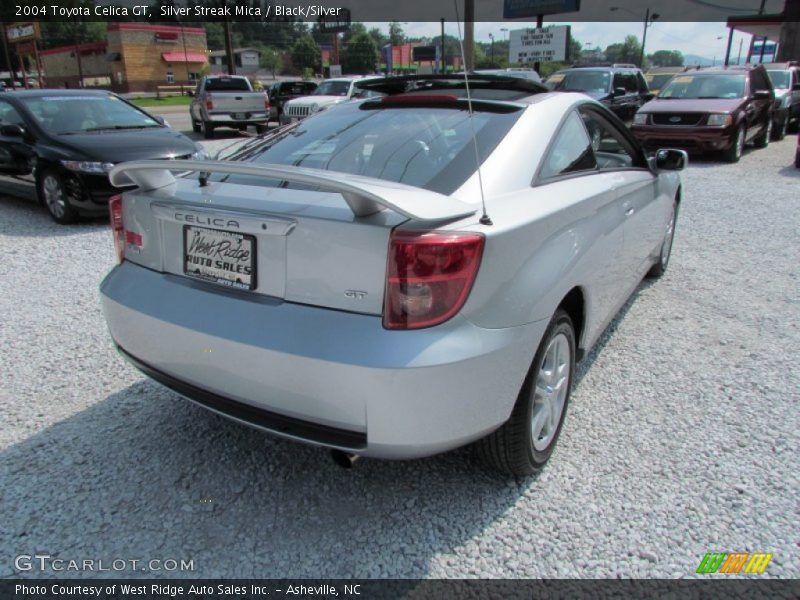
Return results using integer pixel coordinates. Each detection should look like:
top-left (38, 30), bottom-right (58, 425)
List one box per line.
top-left (765, 62), bottom-right (800, 139)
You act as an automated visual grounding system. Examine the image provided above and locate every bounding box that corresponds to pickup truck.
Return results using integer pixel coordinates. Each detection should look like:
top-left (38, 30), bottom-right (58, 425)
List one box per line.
top-left (190, 75), bottom-right (269, 138)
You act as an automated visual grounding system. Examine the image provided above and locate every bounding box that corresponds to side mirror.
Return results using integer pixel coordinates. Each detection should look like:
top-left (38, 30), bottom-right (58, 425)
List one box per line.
top-left (753, 90), bottom-right (772, 100)
top-left (614, 87), bottom-right (627, 97)
top-left (655, 148), bottom-right (687, 171)
top-left (0, 123), bottom-right (25, 137)
top-left (152, 115), bottom-right (166, 126)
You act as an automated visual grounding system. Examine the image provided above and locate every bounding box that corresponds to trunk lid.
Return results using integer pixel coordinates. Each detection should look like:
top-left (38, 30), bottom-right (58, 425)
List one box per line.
top-left (207, 92), bottom-right (266, 115)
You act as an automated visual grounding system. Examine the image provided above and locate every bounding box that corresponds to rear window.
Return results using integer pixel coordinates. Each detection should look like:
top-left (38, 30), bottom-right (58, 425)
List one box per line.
top-left (647, 73), bottom-right (677, 90)
top-left (549, 70), bottom-right (611, 94)
top-left (218, 100), bottom-right (523, 195)
top-left (204, 77), bottom-right (251, 92)
top-left (313, 80), bottom-right (351, 96)
top-left (767, 70), bottom-right (790, 89)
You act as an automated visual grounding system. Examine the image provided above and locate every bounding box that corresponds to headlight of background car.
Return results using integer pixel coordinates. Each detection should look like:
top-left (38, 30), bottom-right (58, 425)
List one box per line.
top-left (310, 103), bottom-right (320, 113)
top-left (706, 113), bottom-right (732, 127)
top-left (191, 144), bottom-right (209, 161)
top-left (633, 113), bottom-right (648, 126)
top-left (60, 160), bottom-right (115, 174)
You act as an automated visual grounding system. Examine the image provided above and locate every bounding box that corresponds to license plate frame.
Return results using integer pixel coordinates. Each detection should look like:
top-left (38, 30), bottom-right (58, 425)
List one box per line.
top-left (183, 225), bottom-right (256, 291)
top-left (233, 112), bottom-right (247, 120)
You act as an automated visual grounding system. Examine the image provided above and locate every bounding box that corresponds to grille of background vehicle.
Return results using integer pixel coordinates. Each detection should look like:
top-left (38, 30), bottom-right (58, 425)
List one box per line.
top-left (285, 105), bottom-right (311, 118)
top-left (652, 113), bottom-right (705, 126)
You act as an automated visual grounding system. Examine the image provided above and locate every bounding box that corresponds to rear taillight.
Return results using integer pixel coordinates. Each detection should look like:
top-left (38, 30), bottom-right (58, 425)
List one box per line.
top-left (206, 94), bottom-right (213, 110)
top-left (109, 194), bottom-right (142, 264)
top-left (383, 231), bottom-right (484, 330)
top-left (264, 93), bottom-right (270, 109)
top-left (109, 194), bottom-right (125, 263)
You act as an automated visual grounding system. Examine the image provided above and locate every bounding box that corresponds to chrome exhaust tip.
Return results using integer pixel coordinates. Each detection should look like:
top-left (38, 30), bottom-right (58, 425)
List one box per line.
top-left (331, 449), bottom-right (360, 469)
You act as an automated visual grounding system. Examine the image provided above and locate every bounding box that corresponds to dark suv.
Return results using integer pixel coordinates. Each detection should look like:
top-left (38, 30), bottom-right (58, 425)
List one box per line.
top-left (545, 64), bottom-right (651, 121)
top-left (631, 64), bottom-right (774, 163)
top-left (267, 80), bottom-right (318, 121)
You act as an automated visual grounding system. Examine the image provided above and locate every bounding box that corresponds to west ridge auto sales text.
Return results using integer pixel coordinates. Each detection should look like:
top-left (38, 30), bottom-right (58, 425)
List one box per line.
top-left (16, 584), bottom-right (359, 597)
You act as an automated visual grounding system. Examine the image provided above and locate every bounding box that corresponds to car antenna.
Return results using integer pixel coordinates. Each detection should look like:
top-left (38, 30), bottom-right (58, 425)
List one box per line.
top-left (453, 0), bottom-right (492, 226)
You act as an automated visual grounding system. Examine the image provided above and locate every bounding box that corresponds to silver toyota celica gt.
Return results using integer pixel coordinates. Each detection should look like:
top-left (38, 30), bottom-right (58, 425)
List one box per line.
top-left (100, 75), bottom-right (686, 475)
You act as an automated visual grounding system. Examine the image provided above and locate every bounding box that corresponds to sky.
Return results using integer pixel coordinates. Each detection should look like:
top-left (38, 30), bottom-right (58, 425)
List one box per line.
top-left (366, 21), bottom-right (756, 63)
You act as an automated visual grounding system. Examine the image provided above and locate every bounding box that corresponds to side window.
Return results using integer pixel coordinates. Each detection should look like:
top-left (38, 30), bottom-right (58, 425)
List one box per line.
top-left (636, 72), bottom-right (649, 92)
top-left (0, 101), bottom-right (25, 126)
top-left (612, 73), bottom-right (623, 91)
top-left (750, 70), bottom-right (769, 93)
top-left (539, 110), bottom-right (597, 180)
top-left (621, 73), bottom-right (638, 92)
top-left (580, 109), bottom-right (642, 170)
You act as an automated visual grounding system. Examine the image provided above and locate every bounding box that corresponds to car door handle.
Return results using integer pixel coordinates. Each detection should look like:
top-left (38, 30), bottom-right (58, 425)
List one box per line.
top-left (625, 207), bottom-right (635, 217)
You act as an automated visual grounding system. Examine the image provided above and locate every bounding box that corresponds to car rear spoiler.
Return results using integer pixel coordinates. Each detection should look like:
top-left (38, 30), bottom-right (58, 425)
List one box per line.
top-left (109, 160), bottom-right (477, 222)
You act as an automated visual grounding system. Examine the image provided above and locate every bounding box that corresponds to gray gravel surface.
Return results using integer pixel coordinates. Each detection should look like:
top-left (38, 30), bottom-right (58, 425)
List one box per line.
top-left (1, 136), bottom-right (798, 579)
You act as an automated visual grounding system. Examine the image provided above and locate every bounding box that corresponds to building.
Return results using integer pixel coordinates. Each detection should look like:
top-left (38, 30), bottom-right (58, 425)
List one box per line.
top-left (40, 23), bottom-right (208, 92)
top-left (724, 0), bottom-right (800, 64)
top-left (208, 48), bottom-right (261, 75)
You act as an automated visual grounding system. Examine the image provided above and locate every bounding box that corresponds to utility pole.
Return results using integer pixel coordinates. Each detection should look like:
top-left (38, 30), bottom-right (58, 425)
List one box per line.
top-left (533, 14), bottom-right (543, 74)
top-left (0, 23), bottom-right (12, 83)
top-left (639, 8), bottom-right (650, 68)
top-left (489, 33), bottom-right (495, 68)
top-left (464, 0), bottom-right (474, 71)
top-left (440, 18), bottom-right (445, 74)
top-left (223, 10), bottom-right (235, 75)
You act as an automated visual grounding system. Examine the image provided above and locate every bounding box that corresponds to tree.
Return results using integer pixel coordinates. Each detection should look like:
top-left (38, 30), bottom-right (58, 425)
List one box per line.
top-left (568, 34), bottom-right (582, 63)
top-left (388, 22), bottom-right (405, 46)
top-left (341, 32), bottom-right (378, 74)
top-left (368, 27), bottom-right (387, 51)
top-left (290, 35), bottom-right (321, 73)
top-left (39, 22), bottom-right (106, 49)
top-left (647, 50), bottom-right (684, 67)
top-left (258, 46), bottom-right (281, 78)
top-left (342, 22), bottom-right (368, 46)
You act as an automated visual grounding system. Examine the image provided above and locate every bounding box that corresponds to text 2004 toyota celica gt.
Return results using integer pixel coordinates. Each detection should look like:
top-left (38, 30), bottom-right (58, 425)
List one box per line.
top-left (100, 75), bottom-right (686, 475)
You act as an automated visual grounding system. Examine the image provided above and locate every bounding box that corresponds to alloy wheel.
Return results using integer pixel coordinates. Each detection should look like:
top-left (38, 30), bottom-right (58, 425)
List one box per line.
top-left (531, 332), bottom-right (571, 452)
top-left (43, 175), bottom-right (66, 219)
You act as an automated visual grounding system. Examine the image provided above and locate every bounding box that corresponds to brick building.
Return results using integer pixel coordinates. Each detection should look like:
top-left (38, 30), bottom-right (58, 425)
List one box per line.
top-left (40, 23), bottom-right (208, 92)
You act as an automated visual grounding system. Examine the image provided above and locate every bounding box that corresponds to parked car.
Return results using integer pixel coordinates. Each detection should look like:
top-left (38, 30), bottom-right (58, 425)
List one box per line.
top-left (795, 131), bottom-right (800, 168)
top-left (267, 80), bottom-right (319, 121)
top-left (645, 66), bottom-right (688, 96)
top-left (279, 76), bottom-right (384, 124)
top-left (0, 90), bottom-right (205, 223)
top-left (631, 65), bottom-right (774, 163)
top-left (100, 74), bottom-right (685, 475)
top-left (189, 75), bottom-right (269, 139)
top-left (764, 62), bottom-right (800, 139)
top-left (545, 65), bottom-right (651, 121)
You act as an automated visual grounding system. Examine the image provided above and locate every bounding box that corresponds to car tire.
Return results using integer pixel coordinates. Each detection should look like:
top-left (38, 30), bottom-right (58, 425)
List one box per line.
top-left (771, 116), bottom-right (787, 141)
top-left (201, 121), bottom-right (215, 139)
top-left (256, 124), bottom-right (269, 134)
top-left (37, 169), bottom-right (79, 225)
top-left (754, 119), bottom-right (771, 148)
top-left (647, 197), bottom-right (678, 279)
top-left (191, 120), bottom-right (201, 133)
top-left (723, 124), bottom-right (745, 163)
top-left (476, 309), bottom-right (575, 476)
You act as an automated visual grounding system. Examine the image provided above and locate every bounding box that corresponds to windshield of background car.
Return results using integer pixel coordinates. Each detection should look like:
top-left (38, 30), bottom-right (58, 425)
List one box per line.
top-left (21, 96), bottom-right (160, 134)
top-left (659, 73), bottom-right (746, 99)
top-left (766, 70), bottom-right (790, 89)
top-left (646, 73), bottom-right (677, 90)
top-left (549, 70), bottom-right (611, 94)
top-left (215, 101), bottom-right (523, 195)
top-left (204, 77), bottom-right (251, 91)
top-left (313, 81), bottom-right (351, 96)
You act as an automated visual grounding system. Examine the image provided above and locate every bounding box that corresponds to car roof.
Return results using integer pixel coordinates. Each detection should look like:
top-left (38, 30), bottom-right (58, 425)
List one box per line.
top-left (568, 65), bottom-right (642, 72)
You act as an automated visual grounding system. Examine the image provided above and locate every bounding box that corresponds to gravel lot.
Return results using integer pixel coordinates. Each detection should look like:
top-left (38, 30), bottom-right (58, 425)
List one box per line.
top-left (1, 135), bottom-right (798, 579)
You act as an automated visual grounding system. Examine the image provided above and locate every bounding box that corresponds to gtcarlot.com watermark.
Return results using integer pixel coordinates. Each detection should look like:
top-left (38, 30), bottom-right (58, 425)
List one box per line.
top-left (15, 554), bottom-right (195, 573)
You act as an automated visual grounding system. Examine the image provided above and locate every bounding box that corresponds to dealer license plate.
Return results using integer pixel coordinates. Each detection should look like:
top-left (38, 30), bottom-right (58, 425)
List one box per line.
top-left (183, 226), bottom-right (256, 290)
top-left (233, 112), bottom-right (247, 120)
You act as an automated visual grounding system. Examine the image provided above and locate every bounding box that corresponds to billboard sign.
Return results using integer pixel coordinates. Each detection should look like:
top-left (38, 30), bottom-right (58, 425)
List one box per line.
top-left (509, 25), bottom-right (570, 64)
top-left (6, 22), bottom-right (39, 43)
top-left (318, 8), bottom-right (351, 33)
top-left (503, 0), bottom-right (580, 19)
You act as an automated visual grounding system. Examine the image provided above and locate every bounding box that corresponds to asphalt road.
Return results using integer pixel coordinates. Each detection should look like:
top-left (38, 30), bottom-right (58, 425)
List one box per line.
top-left (1, 132), bottom-right (798, 579)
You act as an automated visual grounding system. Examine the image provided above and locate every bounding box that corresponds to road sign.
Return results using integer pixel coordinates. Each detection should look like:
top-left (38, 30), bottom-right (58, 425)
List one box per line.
top-left (503, 0), bottom-right (580, 19)
top-left (412, 46), bottom-right (437, 62)
top-left (509, 25), bottom-right (570, 64)
top-left (6, 22), bottom-right (39, 43)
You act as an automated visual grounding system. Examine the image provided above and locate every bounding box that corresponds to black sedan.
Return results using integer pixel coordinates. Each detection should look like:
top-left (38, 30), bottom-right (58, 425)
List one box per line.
top-left (0, 90), bottom-right (206, 223)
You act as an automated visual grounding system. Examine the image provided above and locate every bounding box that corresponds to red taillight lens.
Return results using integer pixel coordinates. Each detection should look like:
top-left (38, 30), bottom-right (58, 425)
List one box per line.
top-left (205, 94), bottom-right (213, 110)
top-left (109, 194), bottom-right (125, 263)
top-left (109, 194), bottom-right (142, 263)
top-left (383, 231), bottom-right (484, 330)
top-left (264, 93), bottom-right (270, 109)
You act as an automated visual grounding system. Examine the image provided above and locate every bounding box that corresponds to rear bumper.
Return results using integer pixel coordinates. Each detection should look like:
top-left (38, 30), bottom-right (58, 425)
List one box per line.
top-left (632, 125), bottom-right (735, 153)
top-left (100, 262), bottom-right (545, 459)
top-left (206, 111), bottom-right (268, 125)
